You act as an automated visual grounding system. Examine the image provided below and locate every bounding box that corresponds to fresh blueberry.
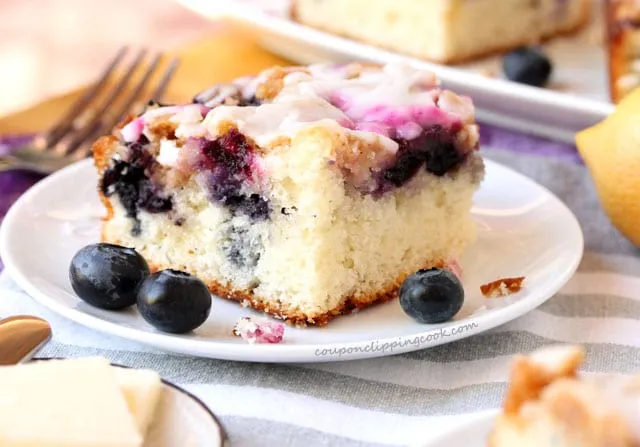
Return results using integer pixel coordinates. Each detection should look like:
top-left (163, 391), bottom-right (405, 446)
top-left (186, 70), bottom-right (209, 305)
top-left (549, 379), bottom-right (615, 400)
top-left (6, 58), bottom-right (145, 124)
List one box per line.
top-left (399, 268), bottom-right (464, 324)
top-left (69, 243), bottom-right (150, 310)
top-left (137, 270), bottom-right (212, 334)
top-left (502, 47), bottom-right (553, 87)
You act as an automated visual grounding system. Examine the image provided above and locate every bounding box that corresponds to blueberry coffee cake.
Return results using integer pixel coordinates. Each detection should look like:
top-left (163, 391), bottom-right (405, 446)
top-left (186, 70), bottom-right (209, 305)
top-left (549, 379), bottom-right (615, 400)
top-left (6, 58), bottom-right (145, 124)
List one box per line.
top-left (92, 62), bottom-right (484, 326)
top-left (607, 0), bottom-right (640, 103)
top-left (291, 0), bottom-right (590, 64)
top-left (489, 345), bottom-right (640, 446)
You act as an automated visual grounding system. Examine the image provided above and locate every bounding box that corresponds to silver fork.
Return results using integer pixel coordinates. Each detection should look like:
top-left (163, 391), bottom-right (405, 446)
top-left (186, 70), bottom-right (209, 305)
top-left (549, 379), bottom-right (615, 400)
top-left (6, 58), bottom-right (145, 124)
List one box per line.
top-left (0, 47), bottom-right (179, 175)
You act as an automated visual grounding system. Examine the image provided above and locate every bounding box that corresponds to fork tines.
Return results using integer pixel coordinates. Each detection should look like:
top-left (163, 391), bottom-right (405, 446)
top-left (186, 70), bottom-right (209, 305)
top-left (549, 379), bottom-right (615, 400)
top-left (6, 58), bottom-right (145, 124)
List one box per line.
top-left (44, 47), bottom-right (179, 156)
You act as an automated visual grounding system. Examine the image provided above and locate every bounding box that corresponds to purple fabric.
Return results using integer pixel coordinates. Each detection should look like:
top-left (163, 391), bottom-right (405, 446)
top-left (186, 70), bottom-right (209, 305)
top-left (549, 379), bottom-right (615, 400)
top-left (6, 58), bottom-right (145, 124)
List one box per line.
top-left (0, 124), bottom-right (581, 271)
top-left (0, 134), bottom-right (45, 271)
top-left (0, 135), bottom-right (44, 223)
top-left (479, 123), bottom-right (584, 165)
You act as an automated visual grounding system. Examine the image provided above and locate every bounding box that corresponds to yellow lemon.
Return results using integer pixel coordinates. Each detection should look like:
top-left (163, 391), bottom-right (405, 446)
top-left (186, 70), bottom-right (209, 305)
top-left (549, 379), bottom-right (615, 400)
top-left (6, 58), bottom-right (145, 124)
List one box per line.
top-left (576, 88), bottom-right (640, 247)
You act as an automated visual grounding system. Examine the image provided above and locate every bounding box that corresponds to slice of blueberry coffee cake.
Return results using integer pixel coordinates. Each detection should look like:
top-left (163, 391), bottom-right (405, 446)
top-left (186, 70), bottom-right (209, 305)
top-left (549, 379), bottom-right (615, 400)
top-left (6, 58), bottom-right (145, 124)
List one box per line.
top-left (489, 345), bottom-right (640, 447)
top-left (607, 0), bottom-right (640, 103)
top-left (92, 62), bottom-right (485, 327)
top-left (291, 0), bottom-right (589, 64)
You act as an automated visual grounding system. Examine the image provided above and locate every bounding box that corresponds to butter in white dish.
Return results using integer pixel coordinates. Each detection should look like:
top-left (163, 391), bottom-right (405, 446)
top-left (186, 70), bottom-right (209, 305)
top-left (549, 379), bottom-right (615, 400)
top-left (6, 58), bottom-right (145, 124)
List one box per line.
top-left (0, 357), bottom-right (142, 446)
top-left (0, 357), bottom-right (163, 447)
top-left (115, 366), bottom-right (163, 436)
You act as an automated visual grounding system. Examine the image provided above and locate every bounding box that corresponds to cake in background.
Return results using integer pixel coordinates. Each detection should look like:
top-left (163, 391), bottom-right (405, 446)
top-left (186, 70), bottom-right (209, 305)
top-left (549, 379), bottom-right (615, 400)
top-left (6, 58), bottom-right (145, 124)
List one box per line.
top-left (290, 0), bottom-right (590, 64)
top-left (607, 0), bottom-right (640, 103)
top-left (488, 345), bottom-right (640, 446)
top-left (93, 62), bottom-right (484, 327)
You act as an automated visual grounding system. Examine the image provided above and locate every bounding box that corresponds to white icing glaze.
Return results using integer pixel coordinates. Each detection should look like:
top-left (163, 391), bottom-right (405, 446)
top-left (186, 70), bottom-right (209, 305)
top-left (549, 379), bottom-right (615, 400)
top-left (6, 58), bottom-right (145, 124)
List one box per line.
top-left (156, 139), bottom-right (180, 167)
top-left (201, 95), bottom-right (359, 148)
top-left (170, 104), bottom-right (204, 124)
top-left (193, 75), bottom-right (259, 108)
top-left (129, 63), bottom-right (474, 155)
top-left (437, 90), bottom-right (475, 125)
top-left (120, 118), bottom-right (143, 142)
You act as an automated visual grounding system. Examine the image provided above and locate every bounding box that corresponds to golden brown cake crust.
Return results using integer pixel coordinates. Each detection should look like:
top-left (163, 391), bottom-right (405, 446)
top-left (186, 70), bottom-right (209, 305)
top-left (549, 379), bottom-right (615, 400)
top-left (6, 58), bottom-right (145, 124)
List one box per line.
top-left (289, 1), bottom-right (590, 65)
top-left (502, 346), bottom-right (585, 415)
top-left (140, 259), bottom-right (444, 327)
top-left (92, 135), bottom-right (119, 223)
top-left (99, 207), bottom-right (445, 326)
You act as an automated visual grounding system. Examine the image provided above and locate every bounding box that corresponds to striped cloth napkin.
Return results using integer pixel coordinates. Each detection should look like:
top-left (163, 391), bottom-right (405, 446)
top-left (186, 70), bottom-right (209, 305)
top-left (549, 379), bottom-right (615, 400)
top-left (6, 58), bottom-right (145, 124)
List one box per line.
top-left (1, 126), bottom-right (639, 447)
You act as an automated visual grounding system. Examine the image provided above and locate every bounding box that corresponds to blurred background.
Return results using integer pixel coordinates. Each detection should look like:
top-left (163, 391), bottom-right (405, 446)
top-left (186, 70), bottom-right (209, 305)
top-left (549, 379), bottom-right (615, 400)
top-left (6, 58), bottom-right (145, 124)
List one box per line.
top-left (0, 0), bottom-right (214, 116)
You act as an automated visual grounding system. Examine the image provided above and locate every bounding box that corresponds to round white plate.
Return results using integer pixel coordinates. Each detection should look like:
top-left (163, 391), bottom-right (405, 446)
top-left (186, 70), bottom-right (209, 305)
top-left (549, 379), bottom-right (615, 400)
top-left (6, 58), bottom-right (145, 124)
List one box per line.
top-left (36, 358), bottom-right (226, 447)
top-left (416, 411), bottom-right (497, 447)
top-left (142, 372), bottom-right (226, 447)
top-left (0, 158), bottom-right (583, 363)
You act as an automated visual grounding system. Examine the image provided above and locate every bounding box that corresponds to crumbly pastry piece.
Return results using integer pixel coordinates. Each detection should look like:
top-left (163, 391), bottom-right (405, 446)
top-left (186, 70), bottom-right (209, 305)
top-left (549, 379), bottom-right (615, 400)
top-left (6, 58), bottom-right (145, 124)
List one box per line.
top-left (93, 62), bottom-right (485, 326)
top-left (480, 276), bottom-right (525, 298)
top-left (488, 345), bottom-right (640, 446)
top-left (290, 0), bottom-right (590, 64)
top-left (233, 317), bottom-right (285, 344)
top-left (607, 0), bottom-right (640, 103)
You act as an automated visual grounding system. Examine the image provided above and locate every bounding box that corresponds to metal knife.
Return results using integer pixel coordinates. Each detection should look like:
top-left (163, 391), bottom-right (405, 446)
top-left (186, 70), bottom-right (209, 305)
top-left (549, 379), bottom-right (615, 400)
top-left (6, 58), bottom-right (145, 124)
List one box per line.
top-left (0, 315), bottom-right (52, 365)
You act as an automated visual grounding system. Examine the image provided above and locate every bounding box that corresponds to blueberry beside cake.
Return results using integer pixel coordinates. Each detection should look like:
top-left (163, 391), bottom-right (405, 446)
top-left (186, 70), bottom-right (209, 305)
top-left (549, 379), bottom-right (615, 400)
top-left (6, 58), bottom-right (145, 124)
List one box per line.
top-left (291, 0), bottom-right (590, 64)
top-left (92, 63), bottom-right (484, 327)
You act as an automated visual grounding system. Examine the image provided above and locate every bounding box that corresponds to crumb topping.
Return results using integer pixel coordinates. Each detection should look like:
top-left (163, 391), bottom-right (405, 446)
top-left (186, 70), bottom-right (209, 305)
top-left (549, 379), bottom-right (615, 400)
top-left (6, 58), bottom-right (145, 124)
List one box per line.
top-left (502, 345), bottom-right (585, 415)
top-left (148, 121), bottom-right (177, 140)
top-left (481, 276), bottom-right (526, 298)
top-left (255, 66), bottom-right (311, 101)
top-left (115, 63), bottom-right (479, 194)
top-left (119, 62), bottom-right (477, 153)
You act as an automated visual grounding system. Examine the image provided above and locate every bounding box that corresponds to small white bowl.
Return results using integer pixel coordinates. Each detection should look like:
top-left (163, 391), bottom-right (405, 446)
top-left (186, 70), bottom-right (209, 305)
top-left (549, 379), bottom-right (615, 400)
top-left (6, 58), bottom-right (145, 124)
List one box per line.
top-left (36, 358), bottom-right (227, 447)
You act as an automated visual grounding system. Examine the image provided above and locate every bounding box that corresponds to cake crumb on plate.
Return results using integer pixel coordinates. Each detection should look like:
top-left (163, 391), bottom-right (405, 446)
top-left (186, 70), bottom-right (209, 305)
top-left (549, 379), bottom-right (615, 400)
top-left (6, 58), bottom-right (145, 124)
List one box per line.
top-left (233, 317), bottom-right (285, 344)
top-left (481, 277), bottom-right (526, 298)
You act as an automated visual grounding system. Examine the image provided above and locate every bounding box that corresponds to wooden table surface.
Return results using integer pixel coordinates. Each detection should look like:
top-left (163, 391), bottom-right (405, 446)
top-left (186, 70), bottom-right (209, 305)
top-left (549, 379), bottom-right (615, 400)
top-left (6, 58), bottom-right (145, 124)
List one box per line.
top-left (0, 0), bottom-right (217, 117)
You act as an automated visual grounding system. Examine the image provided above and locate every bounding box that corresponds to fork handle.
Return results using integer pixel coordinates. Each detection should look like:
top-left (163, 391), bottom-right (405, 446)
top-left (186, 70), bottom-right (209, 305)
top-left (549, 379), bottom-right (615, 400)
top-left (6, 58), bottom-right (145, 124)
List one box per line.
top-left (0, 152), bottom-right (63, 175)
top-left (0, 157), bottom-right (16, 173)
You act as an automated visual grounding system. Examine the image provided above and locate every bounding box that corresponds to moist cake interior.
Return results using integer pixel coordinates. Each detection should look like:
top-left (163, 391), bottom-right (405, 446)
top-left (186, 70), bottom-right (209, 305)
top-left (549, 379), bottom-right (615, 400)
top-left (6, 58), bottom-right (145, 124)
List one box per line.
top-left (94, 63), bottom-right (485, 326)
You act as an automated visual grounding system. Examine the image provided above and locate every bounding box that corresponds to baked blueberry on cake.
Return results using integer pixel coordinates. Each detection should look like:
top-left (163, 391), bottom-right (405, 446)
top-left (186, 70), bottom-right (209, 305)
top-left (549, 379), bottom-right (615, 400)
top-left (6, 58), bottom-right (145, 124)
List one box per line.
top-left (92, 63), bottom-right (484, 326)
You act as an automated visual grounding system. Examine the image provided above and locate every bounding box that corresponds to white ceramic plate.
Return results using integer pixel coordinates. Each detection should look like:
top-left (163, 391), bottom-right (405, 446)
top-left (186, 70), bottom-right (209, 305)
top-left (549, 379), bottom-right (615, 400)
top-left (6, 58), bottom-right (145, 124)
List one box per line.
top-left (140, 372), bottom-right (227, 447)
top-left (176, 0), bottom-right (612, 143)
top-left (0, 158), bottom-right (583, 363)
top-left (415, 411), bottom-right (498, 447)
top-left (34, 358), bottom-right (226, 447)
